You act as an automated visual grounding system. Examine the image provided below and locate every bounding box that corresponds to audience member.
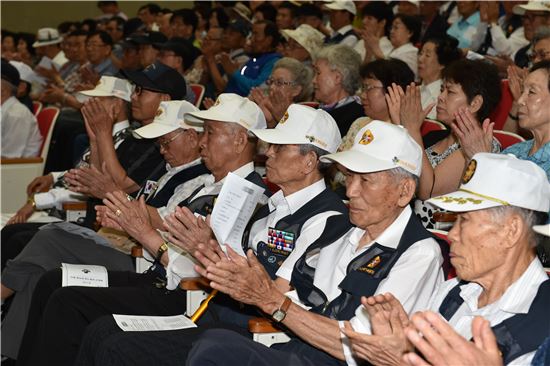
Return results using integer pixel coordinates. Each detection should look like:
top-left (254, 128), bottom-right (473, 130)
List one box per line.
top-left (295, 2), bottom-right (324, 31)
top-left (137, 3), bottom-right (161, 30)
top-left (419, 1), bottom-right (449, 43)
top-left (354, 1), bottom-right (394, 62)
top-left (276, 1), bottom-right (297, 30)
top-left (513, 1), bottom-right (550, 68)
top-left (281, 24), bottom-right (324, 64)
top-left (96, 1), bottom-right (127, 21)
top-left (14, 32), bottom-right (37, 67)
top-left (324, 0), bottom-right (359, 47)
top-left (9, 60), bottom-right (38, 112)
top-left (32, 27), bottom-right (68, 68)
top-left (170, 8), bottom-right (198, 46)
top-left (397, 0), bottom-right (420, 16)
top-left (446, 1), bottom-right (481, 49)
top-left (253, 2), bottom-right (277, 23)
top-left (157, 38), bottom-right (198, 105)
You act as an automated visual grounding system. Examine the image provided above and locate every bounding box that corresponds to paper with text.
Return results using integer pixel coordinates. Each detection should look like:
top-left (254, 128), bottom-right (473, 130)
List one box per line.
top-left (210, 172), bottom-right (264, 256)
top-left (61, 263), bottom-right (108, 287)
top-left (113, 314), bottom-right (197, 331)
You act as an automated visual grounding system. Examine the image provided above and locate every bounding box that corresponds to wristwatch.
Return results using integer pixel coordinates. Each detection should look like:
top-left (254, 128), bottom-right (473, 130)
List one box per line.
top-left (155, 242), bottom-right (169, 261)
top-left (271, 296), bottom-right (292, 323)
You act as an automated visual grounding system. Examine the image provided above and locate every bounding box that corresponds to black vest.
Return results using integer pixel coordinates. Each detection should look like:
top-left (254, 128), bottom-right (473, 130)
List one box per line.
top-left (242, 188), bottom-right (352, 279)
top-left (145, 163), bottom-right (209, 208)
top-left (439, 278), bottom-right (550, 364)
top-left (291, 212), bottom-right (441, 320)
top-left (325, 28), bottom-right (357, 45)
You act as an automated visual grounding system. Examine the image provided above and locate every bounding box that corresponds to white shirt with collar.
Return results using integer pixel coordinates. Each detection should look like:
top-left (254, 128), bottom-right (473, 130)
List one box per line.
top-left (353, 36), bottom-right (392, 62)
top-left (245, 178), bottom-right (344, 281)
top-left (331, 24), bottom-right (359, 48)
top-left (163, 161), bottom-right (263, 290)
top-left (387, 42), bottom-right (419, 78)
top-left (1, 96), bottom-right (42, 158)
top-left (34, 120), bottom-right (131, 211)
top-left (428, 258), bottom-right (548, 365)
top-left (303, 205), bottom-right (443, 366)
top-left (420, 79), bottom-right (442, 120)
top-left (156, 158), bottom-right (211, 220)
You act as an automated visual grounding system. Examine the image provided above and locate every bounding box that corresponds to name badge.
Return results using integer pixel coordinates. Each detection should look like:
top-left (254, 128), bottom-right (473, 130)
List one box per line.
top-left (143, 180), bottom-right (158, 195)
top-left (267, 227), bottom-right (295, 253)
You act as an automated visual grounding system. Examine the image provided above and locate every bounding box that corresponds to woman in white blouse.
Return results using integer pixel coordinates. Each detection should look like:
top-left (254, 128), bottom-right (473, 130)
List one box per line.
top-left (418, 35), bottom-right (462, 119)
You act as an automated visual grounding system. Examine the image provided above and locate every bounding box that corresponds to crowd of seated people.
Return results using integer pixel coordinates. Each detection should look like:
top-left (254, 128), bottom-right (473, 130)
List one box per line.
top-left (1, 1), bottom-right (550, 365)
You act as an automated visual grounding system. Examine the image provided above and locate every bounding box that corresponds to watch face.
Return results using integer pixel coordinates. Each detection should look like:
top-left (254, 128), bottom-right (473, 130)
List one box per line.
top-left (272, 309), bottom-right (285, 322)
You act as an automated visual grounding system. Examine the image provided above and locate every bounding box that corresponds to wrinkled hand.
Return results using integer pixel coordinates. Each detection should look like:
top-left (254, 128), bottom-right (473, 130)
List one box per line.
top-left (64, 163), bottom-right (120, 199)
top-left (201, 247), bottom-right (280, 311)
top-left (363, 293), bottom-right (410, 336)
top-left (249, 87), bottom-right (274, 124)
top-left (479, 2), bottom-right (499, 24)
top-left (80, 65), bottom-right (100, 85)
top-left (452, 107), bottom-right (494, 160)
top-left (81, 98), bottom-right (117, 137)
top-left (385, 83), bottom-right (404, 125)
top-left (103, 191), bottom-right (155, 242)
top-left (194, 240), bottom-right (227, 275)
top-left (6, 202), bottom-right (35, 225)
top-left (26, 174), bottom-right (54, 195)
top-left (268, 87), bottom-right (293, 123)
top-left (400, 83), bottom-right (434, 133)
top-left (402, 312), bottom-right (503, 366)
top-left (41, 84), bottom-right (65, 104)
top-left (162, 206), bottom-right (213, 253)
top-left (95, 204), bottom-right (124, 230)
top-left (507, 65), bottom-right (527, 101)
top-left (360, 29), bottom-right (381, 51)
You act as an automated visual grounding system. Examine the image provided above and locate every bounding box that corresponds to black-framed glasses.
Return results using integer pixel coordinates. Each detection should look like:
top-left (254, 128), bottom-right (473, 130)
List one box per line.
top-left (133, 85), bottom-right (160, 96)
top-left (158, 130), bottom-right (185, 149)
top-left (266, 78), bottom-right (297, 87)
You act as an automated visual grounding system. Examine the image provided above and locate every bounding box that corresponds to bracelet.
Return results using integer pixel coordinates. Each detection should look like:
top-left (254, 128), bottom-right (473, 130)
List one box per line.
top-left (508, 112), bottom-right (519, 121)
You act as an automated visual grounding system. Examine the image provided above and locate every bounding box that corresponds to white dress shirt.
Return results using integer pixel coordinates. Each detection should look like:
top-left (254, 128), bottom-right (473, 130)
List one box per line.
top-left (330, 25), bottom-right (359, 48)
top-left (353, 36), bottom-right (393, 62)
top-left (1, 96), bottom-right (42, 158)
top-left (420, 79), bottom-right (442, 120)
top-left (387, 43), bottom-right (419, 78)
top-left (428, 258), bottom-right (548, 365)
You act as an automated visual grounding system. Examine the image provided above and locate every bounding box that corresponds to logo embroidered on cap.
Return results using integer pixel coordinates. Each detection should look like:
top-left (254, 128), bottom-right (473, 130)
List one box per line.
top-left (279, 111), bottom-right (289, 124)
top-left (392, 157), bottom-right (416, 172)
top-left (305, 135), bottom-right (328, 148)
top-left (213, 98), bottom-right (221, 106)
top-left (155, 108), bottom-right (163, 117)
top-left (434, 196), bottom-right (482, 205)
top-left (358, 130), bottom-right (374, 145)
top-left (462, 159), bottom-right (477, 184)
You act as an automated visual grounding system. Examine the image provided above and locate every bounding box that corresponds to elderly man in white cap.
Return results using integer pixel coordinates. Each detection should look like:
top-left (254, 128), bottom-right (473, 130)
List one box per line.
top-left (345, 153), bottom-right (550, 366)
top-left (32, 27), bottom-right (68, 68)
top-left (324, 1), bottom-right (359, 48)
top-left (69, 104), bottom-right (355, 366)
top-left (184, 120), bottom-right (446, 366)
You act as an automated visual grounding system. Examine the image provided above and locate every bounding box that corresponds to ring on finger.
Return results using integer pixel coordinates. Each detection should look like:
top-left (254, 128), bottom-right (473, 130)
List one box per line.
top-left (115, 209), bottom-right (122, 217)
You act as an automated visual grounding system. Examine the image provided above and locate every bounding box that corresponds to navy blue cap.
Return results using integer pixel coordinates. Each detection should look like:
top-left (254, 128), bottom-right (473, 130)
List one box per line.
top-left (121, 61), bottom-right (186, 100)
top-left (1, 59), bottom-right (20, 86)
top-left (226, 18), bottom-right (250, 37)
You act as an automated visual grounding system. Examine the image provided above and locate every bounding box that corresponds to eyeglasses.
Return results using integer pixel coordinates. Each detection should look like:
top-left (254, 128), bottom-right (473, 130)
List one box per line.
top-left (86, 42), bottom-right (107, 48)
top-left (133, 85), bottom-right (159, 96)
top-left (158, 130), bottom-right (185, 149)
top-left (266, 78), bottom-right (296, 87)
top-left (529, 50), bottom-right (550, 61)
top-left (361, 84), bottom-right (384, 93)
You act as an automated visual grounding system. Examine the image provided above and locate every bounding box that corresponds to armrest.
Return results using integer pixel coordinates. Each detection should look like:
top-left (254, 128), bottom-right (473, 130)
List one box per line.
top-left (1, 157), bottom-right (43, 164)
top-left (179, 277), bottom-right (211, 291)
top-left (248, 317), bottom-right (282, 333)
top-left (433, 211), bottom-right (457, 223)
top-left (62, 201), bottom-right (87, 211)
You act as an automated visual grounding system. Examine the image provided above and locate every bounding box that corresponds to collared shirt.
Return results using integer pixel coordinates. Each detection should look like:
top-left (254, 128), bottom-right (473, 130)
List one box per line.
top-left (229, 48), bottom-right (250, 68)
top-left (0, 96), bottom-right (42, 158)
top-left (329, 24), bottom-right (359, 48)
top-left (502, 140), bottom-right (550, 181)
top-left (471, 22), bottom-right (528, 57)
top-left (387, 42), bottom-right (419, 79)
top-left (52, 50), bottom-right (68, 68)
top-left (163, 161), bottom-right (260, 290)
top-left (353, 36), bottom-right (392, 62)
top-left (428, 258), bottom-right (548, 365)
top-left (295, 205), bottom-right (443, 365)
top-left (420, 79), bottom-right (442, 120)
top-left (246, 179), bottom-right (342, 281)
top-left (156, 158), bottom-right (211, 219)
top-left (91, 57), bottom-right (118, 77)
top-left (447, 11), bottom-right (481, 49)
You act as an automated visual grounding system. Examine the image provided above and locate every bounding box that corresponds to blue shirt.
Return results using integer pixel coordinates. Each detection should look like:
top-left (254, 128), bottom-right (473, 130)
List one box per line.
top-left (447, 12), bottom-right (481, 49)
top-left (225, 52), bottom-right (281, 96)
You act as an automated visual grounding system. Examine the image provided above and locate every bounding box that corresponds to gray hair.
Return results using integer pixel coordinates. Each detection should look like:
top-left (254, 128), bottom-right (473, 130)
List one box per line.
top-left (273, 57), bottom-right (314, 102)
top-left (316, 44), bottom-right (362, 95)
top-left (488, 206), bottom-right (548, 247)
top-left (299, 144), bottom-right (332, 173)
top-left (386, 167), bottom-right (419, 196)
top-left (533, 26), bottom-right (550, 44)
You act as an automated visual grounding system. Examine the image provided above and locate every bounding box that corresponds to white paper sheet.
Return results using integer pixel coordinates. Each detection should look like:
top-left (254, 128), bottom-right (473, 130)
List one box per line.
top-left (210, 172), bottom-right (265, 256)
top-left (113, 314), bottom-right (197, 331)
top-left (61, 263), bottom-right (108, 287)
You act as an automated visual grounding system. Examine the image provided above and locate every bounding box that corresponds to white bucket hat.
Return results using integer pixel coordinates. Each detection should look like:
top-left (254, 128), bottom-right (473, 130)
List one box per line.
top-left (9, 61), bottom-right (38, 84)
top-left (251, 104), bottom-right (341, 153)
top-left (513, 1), bottom-right (550, 15)
top-left (428, 153), bottom-right (550, 213)
top-left (320, 121), bottom-right (423, 177)
top-left (79, 76), bottom-right (134, 102)
top-left (281, 24), bottom-right (325, 58)
top-left (134, 100), bottom-right (202, 139)
top-left (185, 93), bottom-right (267, 131)
top-left (324, 1), bottom-right (357, 15)
top-left (32, 28), bottom-right (63, 48)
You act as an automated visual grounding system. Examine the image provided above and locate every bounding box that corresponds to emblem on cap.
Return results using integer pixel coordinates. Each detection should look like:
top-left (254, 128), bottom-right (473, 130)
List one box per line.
top-left (462, 159), bottom-right (477, 184)
top-left (213, 97), bottom-right (221, 106)
top-left (359, 130), bottom-right (374, 145)
top-left (155, 108), bottom-right (163, 117)
top-left (279, 111), bottom-right (289, 124)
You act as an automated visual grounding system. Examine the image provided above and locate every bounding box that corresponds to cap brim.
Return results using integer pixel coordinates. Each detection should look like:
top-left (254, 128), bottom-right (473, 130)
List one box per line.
top-left (185, 110), bottom-right (244, 128)
top-left (320, 150), bottom-right (397, 173)
top-left (120, 69), bottom-right (164, 93)
top-left (79, 89), bottom-right (114, 98)
top-left (533, 224), bottom-right (550, 237)
top-left (134, 123), bottom-right (178, 139)
top-left (32, 39), bottom-right (62, 48)
top-left (426, 191), bottom-right (502, 213)
top-left (251, 128), bottom-right (309, 145)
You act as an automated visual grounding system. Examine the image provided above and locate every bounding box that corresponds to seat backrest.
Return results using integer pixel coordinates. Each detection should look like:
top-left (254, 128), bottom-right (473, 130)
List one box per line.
top-left (32, 101), bottom-right (43, 116)
top-left (493, 130), bottom-right (525, 149)
top-left (429, 229), bottom-right (456, 280)
top-left (36, 106), bottom-right (60, 158)
top-left (421, 119), bottom-right (446, 136)
top-left (190, 84), bottom-right (205, 108)
top-left (299, 101), bottom-right (320, 109)
top-left (489, 79), bottom-right (513, 130)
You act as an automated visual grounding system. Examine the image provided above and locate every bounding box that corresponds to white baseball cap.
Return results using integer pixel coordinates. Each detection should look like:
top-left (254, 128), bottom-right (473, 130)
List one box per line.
top-left (281, 24), bottom-right (325, 58)
top-left (32, 28), bottom-right (63, 48)
top-left (9, 61), bottom-right (37, 84)
top-left (185, 93), bottom-right (267, 131)
top-left (134, 100), bottom-right (202, 139)
top-left (251, 104), bottom-right (341, 153)
top-left (320, 121), bottom-right (422, 176)
top-left (428, 153), bottom-right (550, 213)
top-left (533, 224), bottom-right (550, 237)
top-left (324, 1), bottom-right (357, 15)
top-left (79, 76), bottom-right (134, 102)
top-left (513, 1), bottom-right (550, 15)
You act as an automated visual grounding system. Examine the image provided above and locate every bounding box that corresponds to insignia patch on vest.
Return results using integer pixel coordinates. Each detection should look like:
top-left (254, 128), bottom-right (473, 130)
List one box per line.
top-left (357, 255), bottom-right (382, 275)
top-left (462, 159), bottom-right (477, 184)
top-left (267, 227), bottom-right (295, 252)
top-left (359, 129), bottom-right (374, 145)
